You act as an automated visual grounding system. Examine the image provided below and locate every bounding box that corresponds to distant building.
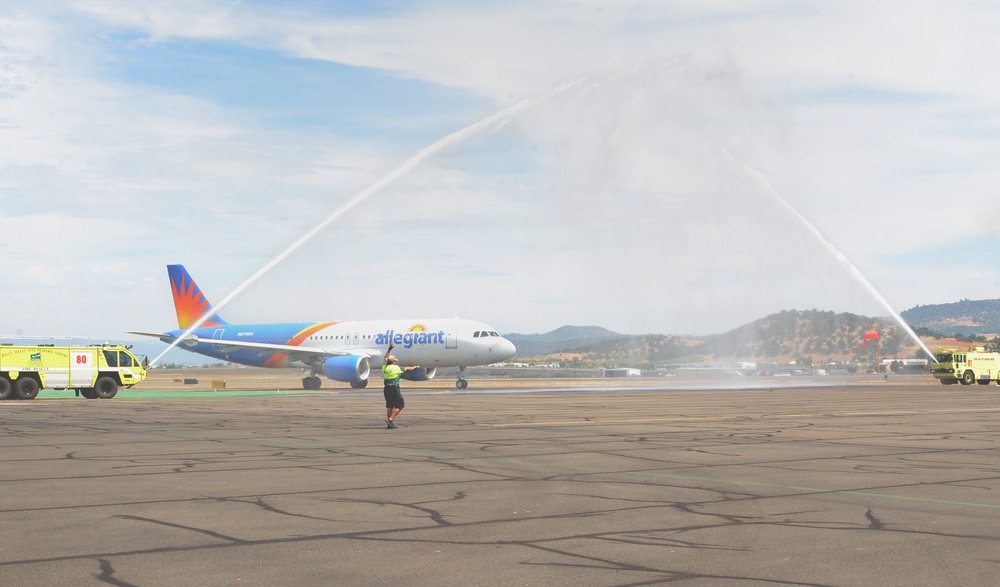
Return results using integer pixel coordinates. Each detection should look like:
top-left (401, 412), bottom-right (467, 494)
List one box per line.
top-left (603, 368), bottom-right (641, 378)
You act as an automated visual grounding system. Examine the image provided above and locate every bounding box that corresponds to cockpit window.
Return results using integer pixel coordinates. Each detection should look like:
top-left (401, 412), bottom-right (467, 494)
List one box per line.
top-left (473, 331), bottom-right (481, 338)
top-left (489, 331), bottom-right (499, 337)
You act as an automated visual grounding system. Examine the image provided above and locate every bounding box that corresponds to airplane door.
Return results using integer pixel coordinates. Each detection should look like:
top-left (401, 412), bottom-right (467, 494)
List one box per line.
top-left (446, 331), bottom-right (458, 349)
top-left (212, 329), bottom-right (225, 352)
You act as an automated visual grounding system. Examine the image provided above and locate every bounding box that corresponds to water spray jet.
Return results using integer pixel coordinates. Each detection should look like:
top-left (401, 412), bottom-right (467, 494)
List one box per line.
top-left (149, 80), bottom-right (587, 367)
top-left (722, 148), bottom-right (936, 362)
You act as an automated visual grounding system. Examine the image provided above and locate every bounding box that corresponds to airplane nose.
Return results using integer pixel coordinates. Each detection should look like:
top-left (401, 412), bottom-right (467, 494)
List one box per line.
top-left (496, 337), bottom-right (517, 360)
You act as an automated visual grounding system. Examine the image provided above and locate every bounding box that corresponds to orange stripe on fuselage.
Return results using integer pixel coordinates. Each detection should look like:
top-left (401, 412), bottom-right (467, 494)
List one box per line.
top-left (261, 322), bottom-right (338, 368)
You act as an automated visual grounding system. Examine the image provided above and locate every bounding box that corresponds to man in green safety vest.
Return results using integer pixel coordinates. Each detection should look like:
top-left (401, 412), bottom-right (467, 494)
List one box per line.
top-left (382, 343), bottom-right (405, 429)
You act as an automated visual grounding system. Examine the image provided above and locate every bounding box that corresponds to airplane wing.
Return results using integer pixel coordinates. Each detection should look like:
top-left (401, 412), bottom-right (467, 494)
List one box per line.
top-left (127, 331), bottom-right (379, 366)
top-left (129, 331), bottom-right (186, 340)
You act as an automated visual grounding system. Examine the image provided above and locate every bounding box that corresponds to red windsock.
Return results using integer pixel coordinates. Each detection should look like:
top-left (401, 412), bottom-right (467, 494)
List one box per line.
top-left (862, 330), bottom-right (879, 349)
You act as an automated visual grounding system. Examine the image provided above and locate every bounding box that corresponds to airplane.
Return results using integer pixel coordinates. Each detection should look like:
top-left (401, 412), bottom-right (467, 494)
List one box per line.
top-left (129, 264), bottom-right (517, 390)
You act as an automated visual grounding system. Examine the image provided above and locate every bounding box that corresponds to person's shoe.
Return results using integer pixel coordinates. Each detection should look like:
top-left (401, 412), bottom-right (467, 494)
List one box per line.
top-left (386, 420), bottom-right (397, 429)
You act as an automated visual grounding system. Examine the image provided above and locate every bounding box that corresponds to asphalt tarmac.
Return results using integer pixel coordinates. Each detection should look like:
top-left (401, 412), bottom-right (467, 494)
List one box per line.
top-left (2, 377), bottom-right (1000, 586)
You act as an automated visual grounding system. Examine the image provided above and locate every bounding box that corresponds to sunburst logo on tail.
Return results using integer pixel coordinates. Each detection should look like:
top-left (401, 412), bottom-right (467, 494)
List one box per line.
top-left (171, 274), bottom-right (222, 329)
top-left (167, 264), bottom-right (227, 329)
top-left (409, 324), bottom-right (427, 333)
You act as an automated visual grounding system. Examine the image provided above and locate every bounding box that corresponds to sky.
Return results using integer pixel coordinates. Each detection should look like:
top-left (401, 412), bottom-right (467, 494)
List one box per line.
top-left (2, 0), bottom-right (999, 350)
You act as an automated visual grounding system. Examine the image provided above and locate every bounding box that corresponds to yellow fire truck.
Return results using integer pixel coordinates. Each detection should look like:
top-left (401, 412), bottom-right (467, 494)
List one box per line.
top-left (0, 344), bottom-right (146, 400)
top-left (931, 347), bottom-right (1000, 385)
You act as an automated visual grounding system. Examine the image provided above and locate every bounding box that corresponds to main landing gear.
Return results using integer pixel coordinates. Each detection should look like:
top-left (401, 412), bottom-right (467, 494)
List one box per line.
top-left (455, 366), bottom-right (468, 389)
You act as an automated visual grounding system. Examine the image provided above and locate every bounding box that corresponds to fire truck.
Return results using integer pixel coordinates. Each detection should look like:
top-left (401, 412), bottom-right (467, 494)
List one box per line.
top-left (931, 347), bottom-right (1000, 385)
top-left (0, 344), bottom-right (146, 400)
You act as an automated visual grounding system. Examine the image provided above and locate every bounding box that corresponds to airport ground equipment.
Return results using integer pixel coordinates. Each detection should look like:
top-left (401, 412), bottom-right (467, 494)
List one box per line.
top-left (931, 347), bottom-right (1000, 385)
top-left (0, 344), bottom-right (146, 400)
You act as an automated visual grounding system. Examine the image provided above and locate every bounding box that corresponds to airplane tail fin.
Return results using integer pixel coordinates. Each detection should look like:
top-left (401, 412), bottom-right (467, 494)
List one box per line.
top-left (166, 264), bottom-right (229, 329)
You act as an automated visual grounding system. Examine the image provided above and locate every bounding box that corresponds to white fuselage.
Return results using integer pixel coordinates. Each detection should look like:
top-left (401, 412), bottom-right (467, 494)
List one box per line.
top-left (186, 317), bottom-right (516, 370)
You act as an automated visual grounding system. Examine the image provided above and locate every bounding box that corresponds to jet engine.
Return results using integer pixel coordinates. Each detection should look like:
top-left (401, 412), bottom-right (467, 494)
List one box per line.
top-left (400, 367), bottom-right (437, 381)
top-left (323, 355), bottom-right (370, 384)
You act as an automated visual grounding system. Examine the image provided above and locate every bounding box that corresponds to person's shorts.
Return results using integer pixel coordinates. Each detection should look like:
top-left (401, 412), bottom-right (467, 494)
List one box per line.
top-left (383, 384), bottom-right (404, 409)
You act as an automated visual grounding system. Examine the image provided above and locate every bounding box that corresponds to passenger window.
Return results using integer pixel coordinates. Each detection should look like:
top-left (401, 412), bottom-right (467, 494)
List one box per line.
top-left (120, 353), bottom-right (133, 367)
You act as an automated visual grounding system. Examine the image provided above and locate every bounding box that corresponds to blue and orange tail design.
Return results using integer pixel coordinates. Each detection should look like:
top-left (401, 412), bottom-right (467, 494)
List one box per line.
top-left (167, 264), bottom-right (229, 329)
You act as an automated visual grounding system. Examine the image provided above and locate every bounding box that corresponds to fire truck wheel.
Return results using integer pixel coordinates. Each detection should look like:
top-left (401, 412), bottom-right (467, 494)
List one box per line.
top-left (961, 370), bottom-right (975, 385)
top-left (79, 388), bottom-right (97, 399)
top-left (94, 377), bottom-right (119, 399)
top-left (0, 378), bottom-right (11, 400)
top-left (15, 377), bottom-right (40, 400)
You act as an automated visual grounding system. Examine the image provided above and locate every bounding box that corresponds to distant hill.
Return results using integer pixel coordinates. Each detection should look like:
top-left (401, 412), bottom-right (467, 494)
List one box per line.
top-left (562, 333), bottom-right (707, 364)
top-left (697, 309), bottom-right (907, 360)
top-left (901, 299), bottom-right (1000, 336)
top-left (509, 309), bottom-right (947, 367)
top-left (505, 325), bottom-right (622, 357)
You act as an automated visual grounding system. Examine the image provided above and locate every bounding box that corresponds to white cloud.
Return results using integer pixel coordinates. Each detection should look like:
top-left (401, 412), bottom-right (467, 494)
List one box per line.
top-left (2, 0), bottom-right (998, 338)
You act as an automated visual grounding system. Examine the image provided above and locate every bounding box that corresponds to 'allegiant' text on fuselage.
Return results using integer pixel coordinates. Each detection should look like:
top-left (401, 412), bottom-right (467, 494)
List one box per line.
top-left (375, 330), bottom-right (446, 349)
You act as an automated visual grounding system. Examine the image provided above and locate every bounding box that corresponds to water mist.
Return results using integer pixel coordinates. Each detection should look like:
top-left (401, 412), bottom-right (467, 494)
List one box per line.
top-left (722, 149), bottom-right (936, 361)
